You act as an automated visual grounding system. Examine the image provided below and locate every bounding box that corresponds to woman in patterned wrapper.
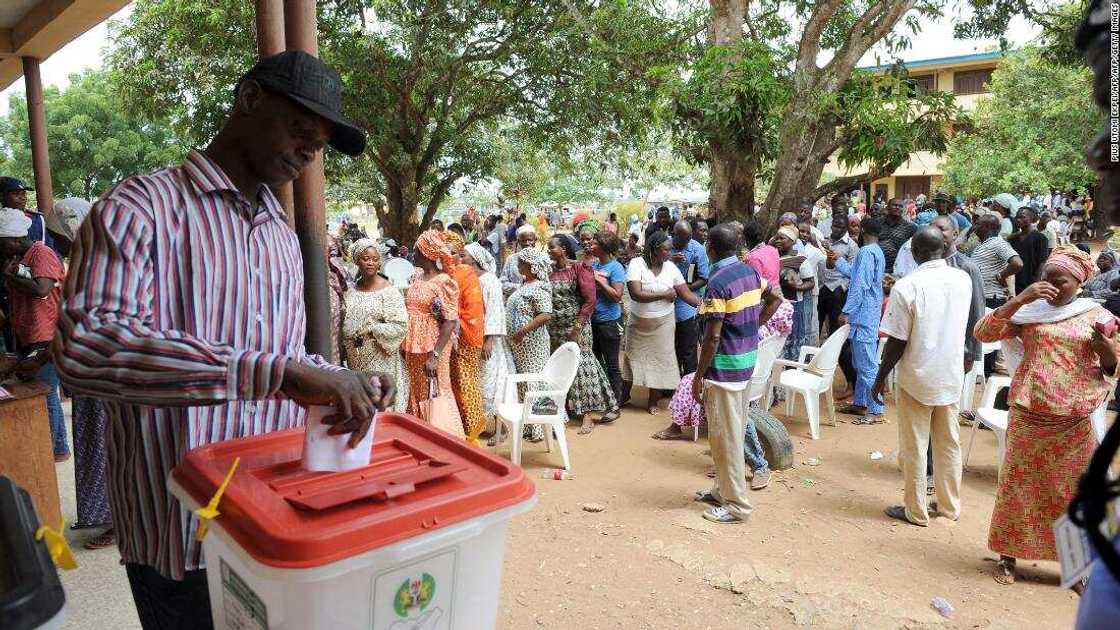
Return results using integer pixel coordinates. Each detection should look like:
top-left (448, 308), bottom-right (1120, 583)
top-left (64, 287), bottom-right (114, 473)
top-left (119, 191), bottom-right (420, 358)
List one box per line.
top-left (402, 230), bottom-right (461, 431)
top-left (546, 234), bottom-right (619, 435)
top-left (342, 239), bottom-right (408, 413)
top-left (974, 245), bottom-right (1120, 587)
top-left (504, 247), bottom-right (554, 442)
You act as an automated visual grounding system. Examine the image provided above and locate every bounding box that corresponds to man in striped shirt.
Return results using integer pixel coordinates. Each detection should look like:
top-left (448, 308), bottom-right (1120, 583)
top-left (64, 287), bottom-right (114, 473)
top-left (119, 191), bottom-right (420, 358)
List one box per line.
top-left (52, 52), bottom-right (393, 629)
top-left (691, 224), bottom-right (781, 524)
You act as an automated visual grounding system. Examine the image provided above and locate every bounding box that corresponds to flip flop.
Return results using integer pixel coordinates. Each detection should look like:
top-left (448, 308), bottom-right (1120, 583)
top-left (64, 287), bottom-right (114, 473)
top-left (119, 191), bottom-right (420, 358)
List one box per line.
top-left (835, 404), bottom-right (867, 415)
top-left (597, 411), bottom-right (620, 424)
top-left (651, 429), bottom-right (688, 441)
top-left (84, 530), bottom-right (115, 550)
top-left (853, 415), bottom-right (885, 425)
top-left (694, 490), bottom-right (720, 506)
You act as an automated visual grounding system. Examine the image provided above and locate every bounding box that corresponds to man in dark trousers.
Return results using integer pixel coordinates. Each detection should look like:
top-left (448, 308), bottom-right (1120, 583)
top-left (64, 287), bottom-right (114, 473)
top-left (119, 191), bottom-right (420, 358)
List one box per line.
top-left (52, 52), bottom-right (395, 630)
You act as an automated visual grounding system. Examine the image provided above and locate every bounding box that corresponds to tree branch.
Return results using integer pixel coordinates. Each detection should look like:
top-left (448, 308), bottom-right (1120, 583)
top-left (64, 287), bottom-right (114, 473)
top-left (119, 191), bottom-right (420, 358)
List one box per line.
top-left (796, 0), bottom-right (845, 81)
top-left (825, 0), bottom-right (918, 87)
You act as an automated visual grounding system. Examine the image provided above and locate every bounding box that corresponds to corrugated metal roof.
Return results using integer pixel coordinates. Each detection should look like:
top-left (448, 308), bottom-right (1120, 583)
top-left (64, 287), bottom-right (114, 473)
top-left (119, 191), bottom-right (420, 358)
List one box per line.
top-left (859, 50), bottom-right (1006, 73)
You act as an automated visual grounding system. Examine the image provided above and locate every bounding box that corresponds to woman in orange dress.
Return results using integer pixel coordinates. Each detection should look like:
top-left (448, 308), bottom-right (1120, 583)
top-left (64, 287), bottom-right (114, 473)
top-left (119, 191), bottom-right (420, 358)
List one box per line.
top-left (443, 230), bottom-right (488, 441)
top-left (974, 245), bottom-right (1119, 586)
top-left (403, 231), bottom-right (462, 431)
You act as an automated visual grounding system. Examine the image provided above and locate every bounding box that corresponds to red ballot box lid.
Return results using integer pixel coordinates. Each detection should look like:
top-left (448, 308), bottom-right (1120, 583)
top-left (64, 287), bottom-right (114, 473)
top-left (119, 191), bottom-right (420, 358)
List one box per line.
top-left (170, 413), bottom-right (535, 569)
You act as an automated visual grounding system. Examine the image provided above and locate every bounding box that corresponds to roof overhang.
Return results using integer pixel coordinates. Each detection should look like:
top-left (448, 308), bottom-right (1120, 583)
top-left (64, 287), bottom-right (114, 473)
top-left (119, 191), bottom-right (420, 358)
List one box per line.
top-left (0, 0), bottom-right (130, 91)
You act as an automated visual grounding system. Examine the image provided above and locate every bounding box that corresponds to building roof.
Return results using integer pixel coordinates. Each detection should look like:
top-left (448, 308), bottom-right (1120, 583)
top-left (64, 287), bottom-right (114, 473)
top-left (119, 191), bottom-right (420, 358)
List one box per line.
top-left (0, 0), bottom-right (129, 91)
top-left (859, 50), bottom-right (1006, 73)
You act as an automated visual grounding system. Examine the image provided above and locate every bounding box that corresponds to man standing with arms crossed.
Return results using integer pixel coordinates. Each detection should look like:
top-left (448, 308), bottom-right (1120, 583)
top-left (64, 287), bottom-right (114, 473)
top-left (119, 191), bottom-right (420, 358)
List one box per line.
top-left (691, 224), bottom-right (781, 524)
top-left (875, 227), bottom-right (973, 526)
top-left (52, 52), bottom-right (395, 629)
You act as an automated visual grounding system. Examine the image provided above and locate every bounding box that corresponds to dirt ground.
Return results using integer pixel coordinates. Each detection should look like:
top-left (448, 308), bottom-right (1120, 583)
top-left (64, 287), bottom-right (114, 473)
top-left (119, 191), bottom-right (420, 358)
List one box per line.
top-left (495, 392), bottom-right (1091, 630)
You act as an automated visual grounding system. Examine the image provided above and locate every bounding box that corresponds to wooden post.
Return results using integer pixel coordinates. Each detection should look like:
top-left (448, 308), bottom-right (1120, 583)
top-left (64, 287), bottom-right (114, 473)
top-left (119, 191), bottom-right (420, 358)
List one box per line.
top-left (256, 0), bottom-right (295, 222)
top-left (22, 57), bottom-right (53, 217)
top-left (283, 0), bottom-right (332, 358)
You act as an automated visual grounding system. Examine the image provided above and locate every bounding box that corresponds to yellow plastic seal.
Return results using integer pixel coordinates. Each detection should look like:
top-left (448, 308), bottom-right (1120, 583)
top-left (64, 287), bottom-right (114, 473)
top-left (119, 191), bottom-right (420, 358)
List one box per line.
top-left (35, 522), bottom-right (78, 570)
top-left (194, 456), bottom-right (241, 542)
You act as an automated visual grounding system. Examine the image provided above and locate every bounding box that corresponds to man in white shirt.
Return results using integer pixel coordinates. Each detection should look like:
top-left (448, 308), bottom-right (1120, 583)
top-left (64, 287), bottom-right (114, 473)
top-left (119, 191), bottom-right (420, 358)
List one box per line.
top-left (874, 227), bottom-right (973, 527)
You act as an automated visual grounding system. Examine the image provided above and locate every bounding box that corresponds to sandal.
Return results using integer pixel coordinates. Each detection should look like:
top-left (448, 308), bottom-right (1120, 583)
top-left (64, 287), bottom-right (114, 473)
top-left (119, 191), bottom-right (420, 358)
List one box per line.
top-left (84, 529), bottom-right (115, 550)
top-left (597, 411), bottom-right (620, 424)
top-left (651, 429), bottom-right (688, 441)
top-left (853, 414), bottom-right (885, 425)
top-left (993, 558), bottom-right (1016, 585)
top-left (578, 423), bottom-right (595, 435)
top-left (836, 404), bottom-right (867, 416)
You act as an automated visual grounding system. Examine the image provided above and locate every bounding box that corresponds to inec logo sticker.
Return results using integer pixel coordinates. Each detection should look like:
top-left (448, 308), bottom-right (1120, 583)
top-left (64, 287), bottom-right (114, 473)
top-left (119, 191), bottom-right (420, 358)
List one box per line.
top-left (393, 573), bottom-right (436, 618)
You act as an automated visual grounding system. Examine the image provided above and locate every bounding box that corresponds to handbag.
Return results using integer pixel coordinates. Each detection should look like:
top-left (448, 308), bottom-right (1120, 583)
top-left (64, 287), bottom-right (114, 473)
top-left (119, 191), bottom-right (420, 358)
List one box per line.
top-left (418, 375), bottom-right (465, 439)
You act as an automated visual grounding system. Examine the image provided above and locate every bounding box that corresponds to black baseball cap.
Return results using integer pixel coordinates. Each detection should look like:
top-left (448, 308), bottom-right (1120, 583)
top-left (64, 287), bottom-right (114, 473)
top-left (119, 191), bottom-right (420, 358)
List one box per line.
top-left (0, 177), bottom-right (32, 193)
top-left (237, 51), bottom-right (367, 157)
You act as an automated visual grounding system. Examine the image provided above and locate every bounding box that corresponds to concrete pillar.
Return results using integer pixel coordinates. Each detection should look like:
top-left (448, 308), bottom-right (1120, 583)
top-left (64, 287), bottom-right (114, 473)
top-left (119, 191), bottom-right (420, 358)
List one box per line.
top-left (256, 0), bottom-right (295, 222)
top-left (283, 0), bottom-right (332, 358)
top-left (22, 57), bottom-right (52, 216)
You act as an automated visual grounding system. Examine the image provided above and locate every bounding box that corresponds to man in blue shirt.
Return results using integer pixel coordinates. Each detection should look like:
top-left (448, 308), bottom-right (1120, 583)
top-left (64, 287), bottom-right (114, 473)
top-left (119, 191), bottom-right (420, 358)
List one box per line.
top-left (828, 216), bottom-right (886, 423)
top-left (670, 220), bottom-right (709, 376)
top-left (932, 190), bottom-right (971, 232)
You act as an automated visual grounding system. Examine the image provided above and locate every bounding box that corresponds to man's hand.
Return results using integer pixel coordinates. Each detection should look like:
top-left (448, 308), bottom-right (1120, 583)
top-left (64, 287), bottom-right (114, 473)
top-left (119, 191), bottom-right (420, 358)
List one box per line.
top-left (838, 313), bottom-right (849, 326)
top-left (871, 377), bottom-right (886, 405)
top-left (963, 357), bottom-right (974, 375)
top-left (883, 274), bottom-right (896, 291)
top-left (281, 362), bottom-right (396, 447)
top-left (510, 328), bottom-right (527, 345)
top-left (691, 374), bottom-right (704, 405)
top-left (481, 337), bottom-right (494, 361)
top-left (670, 252), bottom-right (686, 264)
top-left (423, 353), bottom-right (439, 378)
top-left (1015, 281), bottom-right (1059, 305)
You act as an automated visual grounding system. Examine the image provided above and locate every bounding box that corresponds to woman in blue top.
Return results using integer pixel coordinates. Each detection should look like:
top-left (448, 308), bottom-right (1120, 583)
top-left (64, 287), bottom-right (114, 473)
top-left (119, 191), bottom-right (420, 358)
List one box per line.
top-left (580, 224), bottom-right (627, 416)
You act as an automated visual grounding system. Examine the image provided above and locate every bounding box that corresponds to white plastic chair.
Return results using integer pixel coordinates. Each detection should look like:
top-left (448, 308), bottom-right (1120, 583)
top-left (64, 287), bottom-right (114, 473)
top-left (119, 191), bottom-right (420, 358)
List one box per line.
top-left (495, 342), bottom-right (580, 470)
top-left (691, 334), bottom-right (786, 441)
top-left (768, 324), bottom-right (849, 440)
top-left (964, 375), bottom-right (1010, 472)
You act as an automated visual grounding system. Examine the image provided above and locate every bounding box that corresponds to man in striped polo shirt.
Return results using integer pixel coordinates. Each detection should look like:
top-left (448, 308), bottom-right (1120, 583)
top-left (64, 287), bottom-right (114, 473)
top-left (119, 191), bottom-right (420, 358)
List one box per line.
top-left (691, 224), bottom-right (781, 524)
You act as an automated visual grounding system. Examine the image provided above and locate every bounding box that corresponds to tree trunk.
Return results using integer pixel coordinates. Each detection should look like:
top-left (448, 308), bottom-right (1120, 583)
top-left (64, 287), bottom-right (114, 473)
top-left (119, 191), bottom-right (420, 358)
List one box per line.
top-left (705, 0), bottom-right (751, 223)
top-left (708, 141), bottom-right (756, 224)
top-left (763, 109), bottom-right (833, 225)
top-left (378, 172), bottom-right (423, 244)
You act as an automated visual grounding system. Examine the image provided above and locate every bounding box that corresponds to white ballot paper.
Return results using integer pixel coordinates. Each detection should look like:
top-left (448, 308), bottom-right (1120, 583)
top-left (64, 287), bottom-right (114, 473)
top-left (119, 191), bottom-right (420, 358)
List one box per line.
top-left (301, 404), bottom-right (376, 472)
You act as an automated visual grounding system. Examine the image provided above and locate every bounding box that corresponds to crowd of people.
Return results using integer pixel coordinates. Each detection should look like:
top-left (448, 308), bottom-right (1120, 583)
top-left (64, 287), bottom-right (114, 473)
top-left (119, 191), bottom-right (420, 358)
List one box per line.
top-left (0, 48), bottom-right (1115, 630)
top-left (319, 184), bottom-right (1120, 560)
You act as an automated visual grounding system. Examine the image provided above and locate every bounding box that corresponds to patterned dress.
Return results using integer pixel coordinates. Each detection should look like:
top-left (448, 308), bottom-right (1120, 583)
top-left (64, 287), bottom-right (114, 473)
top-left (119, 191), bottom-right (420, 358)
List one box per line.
top-left (975, 307), bottom-right (1115, 560)
top-left (342, 283), bottom-right (408, 413)
top-left (72, 396), bottom-right (112, 528)
top-left (506, 279), bottom-right (553, 440)
top-left (403, 273), bottom-right (461, 430)
top-left (549, 264), bottom-right (619, 418)
top-left (478, 272), bottom-right (512, 417)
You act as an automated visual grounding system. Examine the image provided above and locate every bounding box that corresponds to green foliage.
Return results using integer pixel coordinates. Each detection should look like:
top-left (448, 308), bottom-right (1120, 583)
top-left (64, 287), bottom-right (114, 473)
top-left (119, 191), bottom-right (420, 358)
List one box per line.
top-left (832, 70), bottom-right (958, 174)
top-left (0, 70), bottom-right (184, 200)
top-left (942, 46), bottom-right (1100, 196)
top-left (668, 38), bottom-right (791, 166)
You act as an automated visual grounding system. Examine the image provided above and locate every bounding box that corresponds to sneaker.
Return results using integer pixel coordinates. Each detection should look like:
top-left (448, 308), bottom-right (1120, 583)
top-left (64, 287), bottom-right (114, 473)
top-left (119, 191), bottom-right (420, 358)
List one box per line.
top-left (751, 470), bottom-right (771, 490)
top-left (702, 506), bottom-right (745, 524)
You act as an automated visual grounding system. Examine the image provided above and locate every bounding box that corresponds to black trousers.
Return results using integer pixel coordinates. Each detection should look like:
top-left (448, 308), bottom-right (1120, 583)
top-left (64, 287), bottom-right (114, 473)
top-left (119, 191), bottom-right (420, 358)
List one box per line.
top-left (818, 285), bottom-right (847, 336)
top-left (592, 317), bottom-right (623, 405)
top-left (984, 296), bottom-right (1006, 377)
top-left (126, 563), bottom-right (214, 630)
top-left (674, 316), bottom-right (700, 376)
top-left (820, 286), bottom-right (855, 386)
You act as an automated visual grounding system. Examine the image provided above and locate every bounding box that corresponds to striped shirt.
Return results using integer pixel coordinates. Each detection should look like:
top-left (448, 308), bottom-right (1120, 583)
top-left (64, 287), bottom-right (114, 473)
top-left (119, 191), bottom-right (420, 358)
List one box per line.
top-left (971, 235), bottom-right (1019, 299)
top-left (51, 150), bottom-right (339, 580)
top-left (698, 256), bottom-right (766, 384)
